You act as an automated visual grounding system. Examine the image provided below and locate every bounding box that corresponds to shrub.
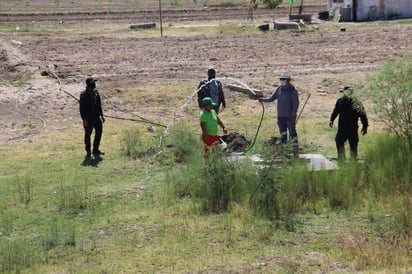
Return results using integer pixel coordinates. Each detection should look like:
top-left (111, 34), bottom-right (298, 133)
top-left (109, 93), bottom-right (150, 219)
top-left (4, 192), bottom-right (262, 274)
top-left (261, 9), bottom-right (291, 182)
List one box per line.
top-left (166, 147), bottom-right (258, 214)
top-left (165, 125), bottom-right (202, 163)
top-left (193, 151), bottom-right (255, 213)
top-left (249, 168), bottom-right (282, 221)
top-left (365, 55), bottom-right (412, 147)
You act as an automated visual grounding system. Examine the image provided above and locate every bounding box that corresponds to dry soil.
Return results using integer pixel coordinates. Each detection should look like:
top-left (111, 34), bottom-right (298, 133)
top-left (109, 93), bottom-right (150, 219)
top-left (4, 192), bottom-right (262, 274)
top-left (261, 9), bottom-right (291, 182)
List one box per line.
top-left (1, 6), bottom-right (411, 144)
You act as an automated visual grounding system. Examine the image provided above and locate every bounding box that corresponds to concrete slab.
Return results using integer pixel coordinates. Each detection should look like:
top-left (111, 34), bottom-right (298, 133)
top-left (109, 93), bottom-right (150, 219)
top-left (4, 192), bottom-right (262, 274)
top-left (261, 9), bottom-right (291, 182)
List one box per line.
top-left (299, 154), bottom-right (338, 171)
top-left (274, 20), bottom-right (300, 30)
top-left (227, 153), bottom-right (338, 171)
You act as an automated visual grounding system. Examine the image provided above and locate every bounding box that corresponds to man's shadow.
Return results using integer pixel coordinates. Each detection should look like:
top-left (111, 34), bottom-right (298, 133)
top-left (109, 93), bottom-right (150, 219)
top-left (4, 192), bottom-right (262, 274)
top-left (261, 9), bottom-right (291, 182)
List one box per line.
top-left (81, 155), bottom-right (103, 167)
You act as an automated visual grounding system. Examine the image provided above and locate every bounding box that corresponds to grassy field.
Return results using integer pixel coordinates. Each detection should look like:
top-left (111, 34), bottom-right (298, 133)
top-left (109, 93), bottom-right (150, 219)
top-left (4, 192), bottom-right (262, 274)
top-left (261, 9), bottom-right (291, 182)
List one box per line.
top-left (0, 80), bottom-right (411, 273)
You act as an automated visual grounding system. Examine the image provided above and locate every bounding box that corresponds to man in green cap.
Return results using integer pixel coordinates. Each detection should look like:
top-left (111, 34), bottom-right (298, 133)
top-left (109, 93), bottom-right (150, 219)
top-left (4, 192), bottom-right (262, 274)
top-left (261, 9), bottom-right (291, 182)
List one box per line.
top-left (199, 97), bottom-right (227, 159)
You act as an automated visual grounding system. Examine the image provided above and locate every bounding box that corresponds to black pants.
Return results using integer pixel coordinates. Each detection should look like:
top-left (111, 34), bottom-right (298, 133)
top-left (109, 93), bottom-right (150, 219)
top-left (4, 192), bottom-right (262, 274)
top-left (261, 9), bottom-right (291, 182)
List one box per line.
top-left (84, 120), bottom-right (102, 154)
top-left (335, 129), bottom-right (358, 161)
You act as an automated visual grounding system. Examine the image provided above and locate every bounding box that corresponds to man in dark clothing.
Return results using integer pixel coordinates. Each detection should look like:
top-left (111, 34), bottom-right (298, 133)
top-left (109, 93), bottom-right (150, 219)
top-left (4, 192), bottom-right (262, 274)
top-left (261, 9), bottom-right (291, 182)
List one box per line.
top-left (329, 85), bottom-right (368, 161)
top-left (79, 77), bottom-right (105, 158)
top-left (197, 67), bottom-right (226, 114)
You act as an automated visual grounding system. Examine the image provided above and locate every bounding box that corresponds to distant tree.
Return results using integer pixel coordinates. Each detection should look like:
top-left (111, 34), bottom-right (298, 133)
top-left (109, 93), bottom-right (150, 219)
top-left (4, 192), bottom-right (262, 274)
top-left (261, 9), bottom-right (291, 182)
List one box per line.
top-left (365, 55), bottom-right (412, 147)
top-left (262, 0), bottom-right (282, 9)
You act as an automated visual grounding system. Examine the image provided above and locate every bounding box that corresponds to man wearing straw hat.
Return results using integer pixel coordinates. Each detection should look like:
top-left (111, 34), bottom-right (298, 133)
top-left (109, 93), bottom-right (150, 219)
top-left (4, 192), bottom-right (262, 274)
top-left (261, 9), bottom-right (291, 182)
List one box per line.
top-left (259, 71), bottom-right (300, 155)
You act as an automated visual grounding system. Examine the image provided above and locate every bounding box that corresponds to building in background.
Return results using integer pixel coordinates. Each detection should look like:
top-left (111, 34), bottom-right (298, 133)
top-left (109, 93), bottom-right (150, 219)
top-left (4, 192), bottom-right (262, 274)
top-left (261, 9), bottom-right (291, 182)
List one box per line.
top-left (328, 0), bottom-right (412, 22)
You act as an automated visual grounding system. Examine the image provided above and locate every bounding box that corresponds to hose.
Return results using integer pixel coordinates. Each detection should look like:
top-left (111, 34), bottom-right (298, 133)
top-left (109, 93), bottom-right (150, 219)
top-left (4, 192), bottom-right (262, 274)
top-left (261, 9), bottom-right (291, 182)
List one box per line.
top-left (249, 92), bottom-right (311, 201)
top-left (244, 100), bottom-right (265, 153)
top-left (104, 114), bottom-right (166, 128)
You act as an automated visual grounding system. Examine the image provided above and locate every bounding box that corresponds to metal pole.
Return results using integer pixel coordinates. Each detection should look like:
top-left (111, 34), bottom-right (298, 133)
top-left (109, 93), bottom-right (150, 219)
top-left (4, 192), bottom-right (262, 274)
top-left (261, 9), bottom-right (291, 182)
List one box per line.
top-left (159, 0), bottom-right (163, 37)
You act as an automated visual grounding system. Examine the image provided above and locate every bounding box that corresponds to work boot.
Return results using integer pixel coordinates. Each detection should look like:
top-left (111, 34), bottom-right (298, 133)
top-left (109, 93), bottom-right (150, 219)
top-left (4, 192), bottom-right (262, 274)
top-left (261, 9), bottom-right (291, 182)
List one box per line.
top-left (93, 150), bottom-right (105, 156)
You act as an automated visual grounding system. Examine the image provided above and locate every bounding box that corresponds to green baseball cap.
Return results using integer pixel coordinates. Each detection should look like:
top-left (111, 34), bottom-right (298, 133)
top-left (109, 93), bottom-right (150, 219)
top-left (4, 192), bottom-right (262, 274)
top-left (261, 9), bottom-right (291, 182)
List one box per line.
top-left (202, 97), bottom-right (216, 106)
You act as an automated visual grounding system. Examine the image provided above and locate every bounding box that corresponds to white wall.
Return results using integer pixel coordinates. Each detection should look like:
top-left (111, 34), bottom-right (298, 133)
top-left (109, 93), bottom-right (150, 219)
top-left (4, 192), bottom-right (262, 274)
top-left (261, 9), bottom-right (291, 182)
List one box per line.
top-left (356, 0), bottom-right (412, 21)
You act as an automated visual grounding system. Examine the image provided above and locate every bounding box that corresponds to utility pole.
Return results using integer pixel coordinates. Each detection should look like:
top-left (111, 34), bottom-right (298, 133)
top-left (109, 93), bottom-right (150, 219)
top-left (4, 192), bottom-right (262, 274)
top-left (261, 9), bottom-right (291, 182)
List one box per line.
top-left (159, 0), bottom-right (163, 37)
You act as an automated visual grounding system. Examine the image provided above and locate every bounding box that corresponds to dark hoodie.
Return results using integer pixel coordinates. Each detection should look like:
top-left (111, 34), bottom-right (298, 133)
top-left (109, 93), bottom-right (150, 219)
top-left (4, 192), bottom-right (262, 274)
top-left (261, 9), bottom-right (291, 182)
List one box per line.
top-left (330, 94), bottom-right (368, 131)
top-left (79, 87), bottom-right (103, 122)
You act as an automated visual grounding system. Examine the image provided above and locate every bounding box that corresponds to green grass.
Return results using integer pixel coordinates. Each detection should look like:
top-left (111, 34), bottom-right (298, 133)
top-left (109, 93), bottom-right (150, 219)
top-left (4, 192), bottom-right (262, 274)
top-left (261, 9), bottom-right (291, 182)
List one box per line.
top-left (1, 116), bottom-right (410, 272)
top-left (0, 72), bottom-right (411, 272)
top-left (0, 19), bottom-right (411, 273)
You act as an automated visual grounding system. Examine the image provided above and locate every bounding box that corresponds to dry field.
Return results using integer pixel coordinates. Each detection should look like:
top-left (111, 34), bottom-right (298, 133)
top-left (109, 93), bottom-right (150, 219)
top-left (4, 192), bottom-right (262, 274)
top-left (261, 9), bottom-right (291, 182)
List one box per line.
top-left (0, 2), bottom-right (411, 146)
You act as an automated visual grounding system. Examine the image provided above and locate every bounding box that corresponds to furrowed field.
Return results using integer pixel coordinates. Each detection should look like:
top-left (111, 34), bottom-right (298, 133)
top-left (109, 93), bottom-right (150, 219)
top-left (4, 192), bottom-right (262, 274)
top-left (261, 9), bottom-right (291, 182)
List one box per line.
top-left (0, 1), bottom-right (411, 273)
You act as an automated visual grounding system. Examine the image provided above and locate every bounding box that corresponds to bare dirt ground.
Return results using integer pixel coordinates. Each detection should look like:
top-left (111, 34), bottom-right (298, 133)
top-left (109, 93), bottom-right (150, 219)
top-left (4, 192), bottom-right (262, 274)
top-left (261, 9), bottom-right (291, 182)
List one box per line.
top-left (1, 6), bottom-right (411, 145)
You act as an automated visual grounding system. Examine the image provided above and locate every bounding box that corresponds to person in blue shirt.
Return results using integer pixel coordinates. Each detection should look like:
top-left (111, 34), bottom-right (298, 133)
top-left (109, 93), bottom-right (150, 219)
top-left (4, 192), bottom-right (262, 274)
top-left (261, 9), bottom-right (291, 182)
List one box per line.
top-left (259, 71), bottom-right (300, 155)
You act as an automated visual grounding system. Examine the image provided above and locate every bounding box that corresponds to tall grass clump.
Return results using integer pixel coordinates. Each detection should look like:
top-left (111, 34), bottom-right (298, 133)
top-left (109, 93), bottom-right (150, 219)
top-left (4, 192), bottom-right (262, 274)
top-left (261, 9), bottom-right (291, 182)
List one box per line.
top-left (163, 125), bottom-right (203, 201)
top-left (249, 164), bottom-right (283, 221)
top-left (167, 150), bottom-right (258, 214)
top-left (248, 153), bottom-right (311, 232)
top-left (369, 196), bottom-right (412, 247)
top-left (42, 217), bottom-right (76, 250)
top-left (0, 208), bottom-right (14, 237)
top-left (164, 125), bottom-right (258, 214)
top-left (363, 135), bottom-right (412, 243)
top-left (364, 134), bottom-right (411, 195)
top-left (165, 164), bottom-right (199, 199)
top-left (250, 153), bottom-right (365, 226)
top-left (55, 181), bottom-right (93, 215)
top-left (192, 151), bottom-right (257, 213)
top-left (122, 128), bottom-right (141, 156)
top-left (323, 161), bottom-right (363, 210)
top-left (2, 174), bottom-right (34, 206)
top-left (165, 124), bottom-right (203, 163)
top-left (0, 238), bottom-right (42, 272)
top-left (14, 175), bottom-right (33, 205)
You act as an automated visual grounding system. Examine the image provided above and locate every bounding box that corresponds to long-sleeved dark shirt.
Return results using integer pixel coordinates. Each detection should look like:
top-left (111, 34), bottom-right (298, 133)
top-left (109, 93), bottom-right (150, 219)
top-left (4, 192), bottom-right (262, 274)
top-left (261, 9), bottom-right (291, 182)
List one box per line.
top-left (262, 85), bottom-right (299, 118)
top-left (330, 96), bottom-right (368, 131)
top-left (79, 88), bottom-right (103, 122)
top-left (197, 78), bottom-right (225, 110)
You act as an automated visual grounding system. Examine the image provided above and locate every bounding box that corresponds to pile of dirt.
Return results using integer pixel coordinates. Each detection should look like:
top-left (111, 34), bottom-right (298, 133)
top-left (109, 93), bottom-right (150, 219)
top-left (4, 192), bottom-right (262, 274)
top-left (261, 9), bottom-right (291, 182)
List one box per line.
top-left (0, 49), bottom-right (19, 81)
top-left (220, 132), bottom-right (251, 153)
